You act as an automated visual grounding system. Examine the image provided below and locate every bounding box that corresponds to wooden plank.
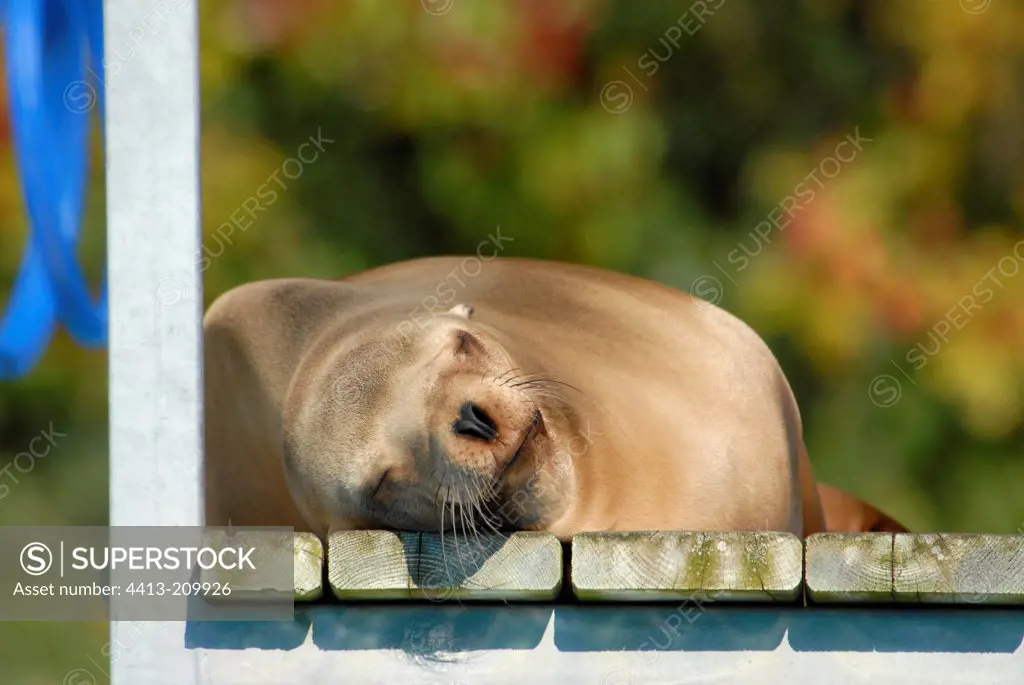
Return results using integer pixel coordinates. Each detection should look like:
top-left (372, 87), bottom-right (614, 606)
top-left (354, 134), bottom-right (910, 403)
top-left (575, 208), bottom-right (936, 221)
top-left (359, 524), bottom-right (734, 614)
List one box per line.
top-left (893, 533), bottom-right (1024, 605)
top-left (293, 533), bottom-right (326, 601)
top-left (806, 532), bottom-right (1024, 605)
top-left (328, 530), bottom-right (419, 600)
top-left (804, 533), bottom-right (895, 603)
top-left (199, 531), bottom-right (324, 602)
top-left (327, 530), bottom-right (562, 601)
top-left (570, 532), bottom-right (803, 602)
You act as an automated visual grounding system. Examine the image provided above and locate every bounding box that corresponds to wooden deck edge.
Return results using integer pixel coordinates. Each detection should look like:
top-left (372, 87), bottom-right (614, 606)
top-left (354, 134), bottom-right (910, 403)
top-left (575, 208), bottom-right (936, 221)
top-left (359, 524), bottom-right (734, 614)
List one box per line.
top-left (805, 532), bottom-right (1024, 605)
top-left (327, 530), bottom-right (562, 601)
top-left (199, 530), bottom-right (324, 602)
top-left (570, 531), bottom-right (804, 602)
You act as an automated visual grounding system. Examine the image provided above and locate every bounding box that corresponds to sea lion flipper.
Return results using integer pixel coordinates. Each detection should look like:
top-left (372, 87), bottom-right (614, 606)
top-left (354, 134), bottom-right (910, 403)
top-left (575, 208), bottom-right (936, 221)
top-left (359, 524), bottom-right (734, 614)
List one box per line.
top-left (817, 483), bottom-right (910, 533)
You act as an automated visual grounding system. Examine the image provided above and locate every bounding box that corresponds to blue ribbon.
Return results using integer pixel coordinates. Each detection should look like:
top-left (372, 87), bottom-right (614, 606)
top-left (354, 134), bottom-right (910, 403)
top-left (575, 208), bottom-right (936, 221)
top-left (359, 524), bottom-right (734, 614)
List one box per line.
top-left (0, 0), bottom-right (107, 380)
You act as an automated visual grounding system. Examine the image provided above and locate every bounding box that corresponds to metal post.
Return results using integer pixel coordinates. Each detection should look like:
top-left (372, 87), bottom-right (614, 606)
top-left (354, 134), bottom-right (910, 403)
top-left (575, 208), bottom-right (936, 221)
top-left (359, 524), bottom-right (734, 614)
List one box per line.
top-left (105, 0), bottom-right (202, 682)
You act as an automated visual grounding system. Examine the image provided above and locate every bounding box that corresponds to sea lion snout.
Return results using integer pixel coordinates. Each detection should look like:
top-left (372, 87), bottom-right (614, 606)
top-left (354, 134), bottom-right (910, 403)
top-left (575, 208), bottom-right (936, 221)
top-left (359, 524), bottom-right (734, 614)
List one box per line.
top-left (341, 324), bottom-right (558, 532)
top-left (431, 382), bottom-right (542, 473)
top-left (361, 396), bottom-right (545, 531)
top-left (451, 401), bottom-right (499, 442)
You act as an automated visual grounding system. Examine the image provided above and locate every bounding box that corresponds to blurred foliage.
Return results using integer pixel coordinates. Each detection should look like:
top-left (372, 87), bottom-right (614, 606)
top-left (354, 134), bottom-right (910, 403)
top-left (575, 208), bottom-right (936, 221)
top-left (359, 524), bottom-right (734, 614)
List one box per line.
top-left (1, 0), bottom-right (1023, 680)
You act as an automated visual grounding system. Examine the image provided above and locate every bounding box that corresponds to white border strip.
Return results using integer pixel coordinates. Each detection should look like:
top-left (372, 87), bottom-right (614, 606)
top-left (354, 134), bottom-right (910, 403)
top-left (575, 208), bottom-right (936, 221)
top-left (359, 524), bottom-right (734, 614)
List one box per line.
top-left (194, 607), bottom-right (1024, 685)
top-left (105, 0), bottom-right (202, 682)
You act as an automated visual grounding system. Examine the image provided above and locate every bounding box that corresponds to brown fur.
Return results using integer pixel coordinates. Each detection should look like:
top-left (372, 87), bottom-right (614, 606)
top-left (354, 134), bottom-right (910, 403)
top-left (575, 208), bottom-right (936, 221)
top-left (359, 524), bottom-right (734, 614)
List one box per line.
top-left (817, 483), bottom-right (909, 533)
top-left (202, 256), bottom-right (902, 541)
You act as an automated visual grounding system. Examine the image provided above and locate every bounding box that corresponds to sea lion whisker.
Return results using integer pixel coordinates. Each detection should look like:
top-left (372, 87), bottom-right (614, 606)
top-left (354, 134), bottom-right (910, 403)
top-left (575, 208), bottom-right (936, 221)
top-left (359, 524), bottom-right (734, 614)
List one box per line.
top-left (475, 500), bottom-right (504, 535)
top-left (456, 476), bottom-right (475, 562)
top-left (494, 368), bottom-right (521, 386)
top-left (466, 467), bottom-right (499, 508)
top-left (483, 472), bottom-right (504, 505)
top-left (466, 471), bottom-right (504, 535)
top-left (521, 385), bottom-right (571, 404)
top-left (462, 476), bottom-right (494, 557)
top-left (508, 380), bottom-right (566, 404)
top-left (500, 370), bottom-right (552, 389)
top-left (507, 375), bottom-right (550, 387)
top-left (449, 487), bottom-right (471, 581)
top-left (437, 485), bottom-right (450, 582)
top-left (451, 481), bottom-right (478, 580)
top-left (498, 368), bottom-right (534, 387)
top-left (511, 377), bottom-right (596, 412)
top-left (520, 377), bottom-right (622, 431)
top-left (508, 376), bottom-right (581, 393)
top-left (460, 468), bottom-right (495, 513)
top-left (505, 371), bottom-right (546, 382)
top-left (499, 373), bottom-right (527, 389)
top-left (519, 388), bottom-right (574, 415)
top-left (510, 379), bottom-right (577, 407)
top-left (496, 367), bottom-right (519, 381)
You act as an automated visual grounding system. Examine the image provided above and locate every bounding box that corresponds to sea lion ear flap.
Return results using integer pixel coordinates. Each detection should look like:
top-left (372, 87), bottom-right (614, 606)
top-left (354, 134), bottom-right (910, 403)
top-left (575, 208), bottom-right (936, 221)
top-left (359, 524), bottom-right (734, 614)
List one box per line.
top-left (449, 304), bottom-right (474, 319)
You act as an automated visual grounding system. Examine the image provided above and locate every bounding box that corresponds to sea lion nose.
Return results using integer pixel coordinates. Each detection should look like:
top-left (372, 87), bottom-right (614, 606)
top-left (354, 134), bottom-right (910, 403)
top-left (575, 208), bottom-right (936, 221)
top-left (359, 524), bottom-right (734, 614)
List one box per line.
top-left (452, 402), bottom-right (499, 442)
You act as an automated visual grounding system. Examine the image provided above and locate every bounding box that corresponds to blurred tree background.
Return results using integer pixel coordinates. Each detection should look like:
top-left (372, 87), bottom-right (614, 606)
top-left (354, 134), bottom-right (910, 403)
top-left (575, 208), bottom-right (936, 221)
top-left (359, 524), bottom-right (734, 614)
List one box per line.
top-left (1, 0), bottom-right (1022, 681)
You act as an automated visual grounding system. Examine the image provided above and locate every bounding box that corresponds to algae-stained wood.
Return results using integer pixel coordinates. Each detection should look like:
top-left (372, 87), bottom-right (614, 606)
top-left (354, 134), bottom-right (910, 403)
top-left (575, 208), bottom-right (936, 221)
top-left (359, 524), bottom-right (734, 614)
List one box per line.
top-left (201, 530), bottom-right (324, 601)
top-left (570, 531), bottom-right (803, 602)
top-left (805, 532), bottom-right (1024, 605)
top-left (328, 530), bottom-right (562, 601)
top-left (328, 530), bottom-right (418, 599)
top-left (292, 533), bottom-right (325, 601)
top-left (804, 533), bottom-right (895, 603)
top-left (892, 533), bottom-right (1024, 605)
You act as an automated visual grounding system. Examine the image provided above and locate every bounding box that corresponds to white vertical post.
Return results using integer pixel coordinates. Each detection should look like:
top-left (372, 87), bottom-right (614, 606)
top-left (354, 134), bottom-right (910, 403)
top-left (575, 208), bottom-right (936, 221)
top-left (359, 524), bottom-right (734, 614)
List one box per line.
top-left (105, 0), bottom-right (203, 682)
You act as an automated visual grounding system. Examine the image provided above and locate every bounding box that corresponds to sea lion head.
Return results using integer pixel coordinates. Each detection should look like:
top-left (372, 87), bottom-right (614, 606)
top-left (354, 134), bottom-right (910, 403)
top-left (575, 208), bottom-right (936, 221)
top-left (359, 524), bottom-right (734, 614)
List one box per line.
top-left (282, 303), bottom-right (581, 538)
